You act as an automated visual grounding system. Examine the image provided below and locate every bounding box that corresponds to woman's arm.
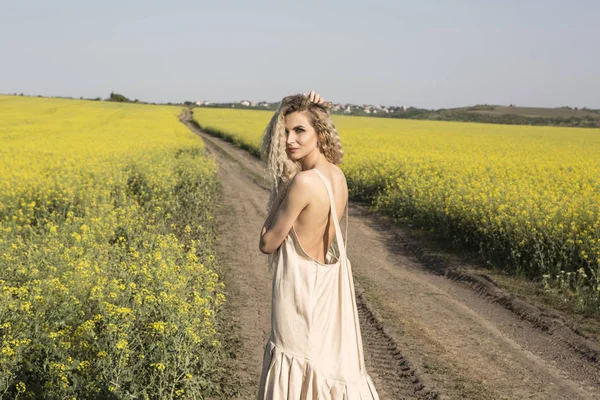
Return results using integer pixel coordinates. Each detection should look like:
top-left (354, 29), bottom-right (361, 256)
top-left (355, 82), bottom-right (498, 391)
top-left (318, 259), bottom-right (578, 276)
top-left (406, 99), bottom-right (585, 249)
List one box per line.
top-left (261, 191), bottom-right (284, 237)
top-left (259, 172), bottom-right (313, 254)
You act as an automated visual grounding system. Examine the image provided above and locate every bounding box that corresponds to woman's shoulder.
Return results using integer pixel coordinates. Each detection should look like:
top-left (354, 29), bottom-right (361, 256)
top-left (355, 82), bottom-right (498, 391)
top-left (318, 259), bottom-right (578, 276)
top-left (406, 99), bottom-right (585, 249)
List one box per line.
top-left (287, 170), bottom-right (320, 196)
top-left (331, 165), bottom-right (348, 191)
top-left (291, 169), bottom-right (319, 184)
top-left (291, 165), bottom-right (346, 188)
top-left (332, 164), bottom-right (346, 179)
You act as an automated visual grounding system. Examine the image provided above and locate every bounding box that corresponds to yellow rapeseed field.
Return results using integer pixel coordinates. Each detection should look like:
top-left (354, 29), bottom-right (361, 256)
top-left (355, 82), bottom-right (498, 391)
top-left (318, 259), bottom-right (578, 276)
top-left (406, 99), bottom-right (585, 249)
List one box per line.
top-left (192, 107), bottom-right (600, 311)
top-left (0, 96), bottom-right (226, 398)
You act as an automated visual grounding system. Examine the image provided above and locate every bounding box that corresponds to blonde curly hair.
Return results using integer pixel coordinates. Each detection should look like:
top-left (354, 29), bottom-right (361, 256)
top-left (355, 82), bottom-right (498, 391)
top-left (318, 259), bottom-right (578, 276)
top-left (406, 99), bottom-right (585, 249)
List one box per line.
top-left (260, 94), bottom-right (344, 212)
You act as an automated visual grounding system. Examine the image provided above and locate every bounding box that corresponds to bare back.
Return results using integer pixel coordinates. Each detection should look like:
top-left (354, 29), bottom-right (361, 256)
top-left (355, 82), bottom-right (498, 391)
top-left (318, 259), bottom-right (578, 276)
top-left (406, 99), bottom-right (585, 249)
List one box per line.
top-left (291, 164), bottom-right (348, 264)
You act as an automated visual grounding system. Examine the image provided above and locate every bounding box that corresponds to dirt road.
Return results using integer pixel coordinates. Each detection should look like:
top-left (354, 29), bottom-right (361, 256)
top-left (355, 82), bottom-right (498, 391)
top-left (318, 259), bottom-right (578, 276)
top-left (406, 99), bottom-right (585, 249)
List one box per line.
top-left (180, 110), bottom-right (600, 399)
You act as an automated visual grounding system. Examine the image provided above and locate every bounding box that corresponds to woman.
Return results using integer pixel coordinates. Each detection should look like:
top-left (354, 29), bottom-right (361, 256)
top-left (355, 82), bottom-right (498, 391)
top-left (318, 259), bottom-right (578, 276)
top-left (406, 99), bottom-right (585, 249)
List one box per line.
top-left (257, 91), bottom-right (379, 399)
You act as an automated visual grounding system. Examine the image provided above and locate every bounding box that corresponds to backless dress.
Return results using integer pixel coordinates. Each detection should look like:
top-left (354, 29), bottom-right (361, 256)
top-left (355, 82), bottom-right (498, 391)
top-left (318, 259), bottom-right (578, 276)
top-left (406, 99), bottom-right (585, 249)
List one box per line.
top-left (257, 168), bottom-right (379, 399)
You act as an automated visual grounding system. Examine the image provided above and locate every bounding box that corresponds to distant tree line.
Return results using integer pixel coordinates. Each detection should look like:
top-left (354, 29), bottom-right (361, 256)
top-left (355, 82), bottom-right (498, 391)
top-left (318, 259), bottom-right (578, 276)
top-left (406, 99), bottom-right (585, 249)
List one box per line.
top-left (410, 111), bottom-right (600, 128)
top-left (195, 102), bottom-right (279, 111)
top-left (196, 101), bottom-right (600, 128)
top-left (330, 105), bottom-right (600, 128)
top-left (107, 92), bottom-right (140, 103)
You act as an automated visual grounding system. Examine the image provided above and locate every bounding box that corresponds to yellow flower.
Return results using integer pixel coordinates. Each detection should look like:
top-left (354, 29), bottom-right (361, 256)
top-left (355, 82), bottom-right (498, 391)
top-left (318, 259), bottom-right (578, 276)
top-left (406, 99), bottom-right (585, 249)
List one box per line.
top-left (16, 381), bottom-right (26, 393)
top-left (150, 362), bottom-right (166, 372)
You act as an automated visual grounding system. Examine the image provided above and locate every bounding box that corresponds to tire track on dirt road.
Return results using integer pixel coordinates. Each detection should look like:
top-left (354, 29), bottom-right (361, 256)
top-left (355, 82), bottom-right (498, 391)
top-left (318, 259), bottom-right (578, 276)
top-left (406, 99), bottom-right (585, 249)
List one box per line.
top-left (181, 110), bottom-right (600, 399)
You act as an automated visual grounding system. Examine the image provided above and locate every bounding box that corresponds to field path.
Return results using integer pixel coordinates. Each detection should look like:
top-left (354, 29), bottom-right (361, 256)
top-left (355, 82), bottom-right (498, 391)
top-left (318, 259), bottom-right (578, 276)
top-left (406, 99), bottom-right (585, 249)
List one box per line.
top-left (180, 110), bottom-right (600, 400)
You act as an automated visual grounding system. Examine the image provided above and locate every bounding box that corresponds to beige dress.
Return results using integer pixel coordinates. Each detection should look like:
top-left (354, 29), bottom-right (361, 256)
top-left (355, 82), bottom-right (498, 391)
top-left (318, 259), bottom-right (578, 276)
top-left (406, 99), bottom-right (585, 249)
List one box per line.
top-left (258, 168), bottom-right (379, 399)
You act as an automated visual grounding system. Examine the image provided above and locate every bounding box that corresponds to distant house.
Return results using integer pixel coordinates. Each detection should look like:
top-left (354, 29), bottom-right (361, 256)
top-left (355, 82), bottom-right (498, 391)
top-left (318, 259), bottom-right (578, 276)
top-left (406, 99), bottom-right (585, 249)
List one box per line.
top-left (259, 102), bottom-right (270, 107)
top-left (240, 100), bottom-right (251, 106)
top-left (344, 106), bottom-right (352, 114)
top-left (250, 101), bottom-right (257, 107)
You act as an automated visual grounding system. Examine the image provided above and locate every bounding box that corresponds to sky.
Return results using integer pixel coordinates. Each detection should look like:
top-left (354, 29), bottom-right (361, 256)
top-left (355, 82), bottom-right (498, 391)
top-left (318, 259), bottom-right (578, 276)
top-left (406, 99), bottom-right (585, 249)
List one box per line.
top-left (1, 0), bottom-right (598, 109)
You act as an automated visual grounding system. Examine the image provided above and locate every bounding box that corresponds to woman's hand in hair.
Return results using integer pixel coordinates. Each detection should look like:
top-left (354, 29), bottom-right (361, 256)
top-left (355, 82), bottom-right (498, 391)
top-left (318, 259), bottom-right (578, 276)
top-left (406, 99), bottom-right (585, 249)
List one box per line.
top-left (304, 90), bottom-right (324, 104)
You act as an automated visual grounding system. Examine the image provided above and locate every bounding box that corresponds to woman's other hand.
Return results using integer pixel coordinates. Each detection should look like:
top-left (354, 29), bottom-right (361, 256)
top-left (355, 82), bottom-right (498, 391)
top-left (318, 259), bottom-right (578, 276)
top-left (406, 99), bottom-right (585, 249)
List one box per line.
top-left (304, 90), bottom-right (324, 104)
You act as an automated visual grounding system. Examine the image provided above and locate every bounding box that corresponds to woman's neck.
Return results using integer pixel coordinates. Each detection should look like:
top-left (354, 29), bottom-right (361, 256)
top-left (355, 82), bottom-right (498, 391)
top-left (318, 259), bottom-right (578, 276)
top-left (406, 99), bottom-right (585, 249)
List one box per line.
top-left (299, 148), bottom-right (327, 171)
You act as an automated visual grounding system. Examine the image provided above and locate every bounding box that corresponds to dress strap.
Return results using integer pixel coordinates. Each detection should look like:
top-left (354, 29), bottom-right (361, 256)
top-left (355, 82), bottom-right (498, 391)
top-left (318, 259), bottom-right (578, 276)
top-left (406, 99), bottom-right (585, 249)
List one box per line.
top-left (344, 189), bottom-right (348, 249)
top-left (312, 168), bottom-right (348, 258)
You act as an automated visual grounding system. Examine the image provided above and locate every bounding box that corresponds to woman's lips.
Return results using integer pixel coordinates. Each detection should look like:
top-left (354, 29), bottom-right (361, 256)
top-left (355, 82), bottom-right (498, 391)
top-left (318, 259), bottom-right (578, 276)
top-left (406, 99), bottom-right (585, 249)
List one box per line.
top-left (288, 148), bottom-right (299, 153)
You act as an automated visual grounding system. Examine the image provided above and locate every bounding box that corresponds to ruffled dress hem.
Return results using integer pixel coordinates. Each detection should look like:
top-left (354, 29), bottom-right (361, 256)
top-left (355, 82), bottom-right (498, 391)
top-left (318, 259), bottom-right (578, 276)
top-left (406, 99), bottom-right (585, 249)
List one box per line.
top-left (258, 340), bottom-right (379, 400)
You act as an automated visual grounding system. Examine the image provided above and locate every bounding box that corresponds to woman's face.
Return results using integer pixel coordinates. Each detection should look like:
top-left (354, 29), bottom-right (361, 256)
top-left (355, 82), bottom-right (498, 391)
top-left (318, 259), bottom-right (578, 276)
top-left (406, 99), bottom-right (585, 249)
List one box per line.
top-left (284, 111), bottom-right (319, 161)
